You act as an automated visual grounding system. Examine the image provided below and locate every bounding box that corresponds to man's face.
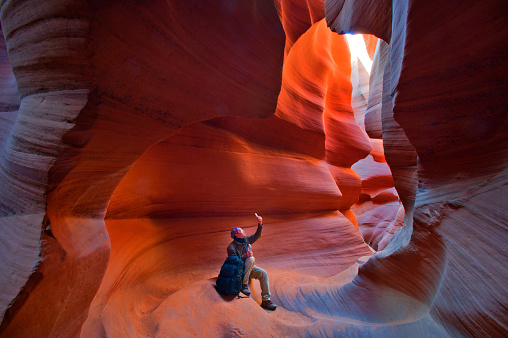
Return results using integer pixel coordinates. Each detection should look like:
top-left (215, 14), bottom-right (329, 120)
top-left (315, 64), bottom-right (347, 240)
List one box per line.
top-left (235, 228), bottom-right (246, 238)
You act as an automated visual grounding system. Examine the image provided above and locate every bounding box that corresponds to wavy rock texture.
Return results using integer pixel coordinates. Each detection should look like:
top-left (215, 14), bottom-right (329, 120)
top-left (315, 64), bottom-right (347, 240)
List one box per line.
top-left (392, 1), bottom-right (507, 335)
top-left (324, 0), bottom-right (508, 337)
top-left (105, 122), bottom-right (341, 219)
top-left (0, 0), bottom-right (506, 337)
top-left (90, 17), bottom-right (394, 334)
top-left (346, 33), bottom-right (401, 249)
top-left (0, 22), bottom-right (27, 328)
top-left (81, 214), bottom-right (373, 337)
top-left (364, 39), bottom-right (388, 139)
top-left (273, 0), bottom-right (325, 55)
top-left (0, 0), bottom-right (286, 336)
top-left (326, 0), bottom-right (392, 42)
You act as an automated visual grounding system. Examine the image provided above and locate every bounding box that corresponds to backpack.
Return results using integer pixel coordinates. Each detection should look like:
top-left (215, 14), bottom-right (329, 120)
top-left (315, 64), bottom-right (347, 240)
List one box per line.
top-left (216, 255), bottom-right (244, 296)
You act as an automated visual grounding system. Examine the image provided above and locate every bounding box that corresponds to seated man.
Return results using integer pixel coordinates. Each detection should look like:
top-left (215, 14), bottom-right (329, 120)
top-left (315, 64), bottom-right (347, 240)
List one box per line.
top-left (228, 214), bottom-right (276, 311)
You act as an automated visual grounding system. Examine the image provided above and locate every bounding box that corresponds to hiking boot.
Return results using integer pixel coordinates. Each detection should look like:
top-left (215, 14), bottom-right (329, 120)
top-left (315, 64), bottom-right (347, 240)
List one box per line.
top-left (240, 284), bottom-right (251, 296)
top-left (261, 299), bottom-right (277, 311)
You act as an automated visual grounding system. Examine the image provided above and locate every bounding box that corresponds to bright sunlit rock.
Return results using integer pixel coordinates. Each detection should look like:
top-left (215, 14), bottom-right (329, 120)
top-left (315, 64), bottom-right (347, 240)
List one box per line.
top-left (345, 34), bottom-right (373, 74)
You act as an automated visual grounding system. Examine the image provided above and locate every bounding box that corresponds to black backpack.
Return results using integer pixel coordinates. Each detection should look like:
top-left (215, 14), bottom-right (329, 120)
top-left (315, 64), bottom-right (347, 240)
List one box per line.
top-left (216, 255), bottom-right (245, 296)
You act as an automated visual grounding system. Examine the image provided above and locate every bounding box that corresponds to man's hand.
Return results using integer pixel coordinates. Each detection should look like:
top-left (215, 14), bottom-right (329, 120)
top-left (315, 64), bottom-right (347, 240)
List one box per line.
top-left (245, 247), bottom-right (254, 258)
top-left (255, 213), bottom-right (262, 225)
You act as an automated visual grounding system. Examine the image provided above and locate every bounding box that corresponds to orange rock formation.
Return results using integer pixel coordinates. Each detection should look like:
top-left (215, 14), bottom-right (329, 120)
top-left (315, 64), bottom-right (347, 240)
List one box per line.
top-left (0, 0), bottom-right (506, 337)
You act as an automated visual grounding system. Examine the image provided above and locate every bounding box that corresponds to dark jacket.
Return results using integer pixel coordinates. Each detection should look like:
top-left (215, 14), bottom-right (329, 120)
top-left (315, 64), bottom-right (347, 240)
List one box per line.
top-left (227, 224), bottom-right (263, 260)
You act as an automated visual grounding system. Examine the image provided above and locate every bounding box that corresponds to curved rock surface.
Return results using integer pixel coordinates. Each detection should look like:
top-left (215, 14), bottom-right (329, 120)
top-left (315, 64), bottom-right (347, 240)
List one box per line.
top-left (0, 0), bottom-right (286, 336)
top-left (106, 122), bottom-right (341, 219)
top-left (326, 0), bottom-right (508, 336)
top-left (326, 0), bottom-right (392, 42)
top-left (274, 0), bottom-right (325, 55)
top-left (0, 0), bottom-right (506, 337)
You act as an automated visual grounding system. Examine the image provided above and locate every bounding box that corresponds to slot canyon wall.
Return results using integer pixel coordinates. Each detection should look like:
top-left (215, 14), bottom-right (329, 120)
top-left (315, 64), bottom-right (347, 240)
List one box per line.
top-left (0, 0), bottom-right (506, 337)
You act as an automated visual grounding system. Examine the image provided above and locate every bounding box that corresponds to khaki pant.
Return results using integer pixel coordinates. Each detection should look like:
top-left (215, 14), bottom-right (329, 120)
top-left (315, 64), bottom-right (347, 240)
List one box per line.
top-left (243, 257), bottom-right (271, 300)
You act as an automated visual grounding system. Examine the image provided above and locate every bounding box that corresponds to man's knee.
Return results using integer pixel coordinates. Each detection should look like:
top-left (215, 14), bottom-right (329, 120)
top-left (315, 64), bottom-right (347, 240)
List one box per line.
top-left (259, 267), bottom-right (267, 278)
top-left (252, 266), bottom-right (268, 280)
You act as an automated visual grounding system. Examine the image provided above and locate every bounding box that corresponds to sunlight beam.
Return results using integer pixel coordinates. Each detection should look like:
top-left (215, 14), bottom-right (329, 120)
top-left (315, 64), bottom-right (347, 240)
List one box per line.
top-left (345, 34), bottom-right (373, 75)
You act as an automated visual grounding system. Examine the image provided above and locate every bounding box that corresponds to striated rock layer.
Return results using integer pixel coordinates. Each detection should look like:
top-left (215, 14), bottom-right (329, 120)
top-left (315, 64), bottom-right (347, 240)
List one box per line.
top-left (324, 0), bottom-right (508, 336)
top-left (0, 0), bottom-right (506, 337)
top-left (0, 0), bottom-right (287, 336)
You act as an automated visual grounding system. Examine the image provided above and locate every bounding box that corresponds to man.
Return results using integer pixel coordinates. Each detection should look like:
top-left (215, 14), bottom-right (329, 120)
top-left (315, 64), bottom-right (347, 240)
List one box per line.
top-left (228, 214), bottom-right (277, 311)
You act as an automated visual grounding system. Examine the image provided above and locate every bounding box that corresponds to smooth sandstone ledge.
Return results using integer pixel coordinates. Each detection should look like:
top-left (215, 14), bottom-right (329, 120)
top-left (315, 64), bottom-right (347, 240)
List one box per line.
top-left (80, 212), bottom-right (373, 336)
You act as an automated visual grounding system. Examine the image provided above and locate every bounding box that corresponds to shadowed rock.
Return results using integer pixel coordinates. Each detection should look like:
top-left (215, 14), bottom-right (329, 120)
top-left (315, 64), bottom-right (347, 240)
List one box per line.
top-left (0, 0), bottom-right (506, 337)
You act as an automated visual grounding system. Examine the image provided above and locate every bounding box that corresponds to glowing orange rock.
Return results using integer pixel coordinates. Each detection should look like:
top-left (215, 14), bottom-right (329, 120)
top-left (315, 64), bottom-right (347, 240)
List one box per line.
top-left (0, 0), bottom-right (285, 336)
top-left (274, 0), bottom-right (325, 55)
top-left (1, 0), bottom-right (505, 337)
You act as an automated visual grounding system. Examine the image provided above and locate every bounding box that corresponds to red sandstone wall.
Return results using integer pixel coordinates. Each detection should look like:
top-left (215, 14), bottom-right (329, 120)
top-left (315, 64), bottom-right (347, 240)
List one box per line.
top-left (0, 0), bottom-right (287, 336)
top-left (325, 0), bottom-right (508, 336)
top-left (0, 0), bottom-right (506, 337)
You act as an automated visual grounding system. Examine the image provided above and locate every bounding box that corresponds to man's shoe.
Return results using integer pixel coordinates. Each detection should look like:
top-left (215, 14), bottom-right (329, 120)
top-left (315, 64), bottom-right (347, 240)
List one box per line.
top-left (240, 284), bottom-right (251, 296)
top-left (261, 299), bottom-right (277, 311)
